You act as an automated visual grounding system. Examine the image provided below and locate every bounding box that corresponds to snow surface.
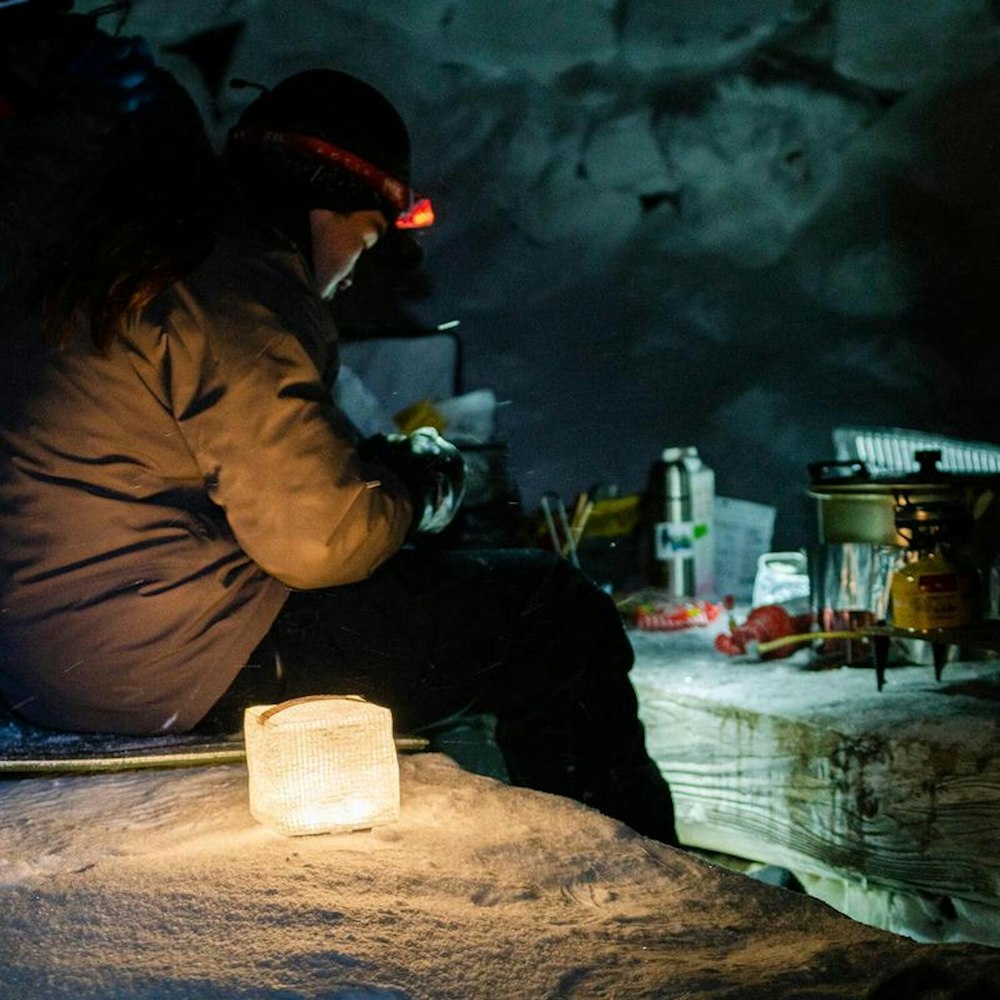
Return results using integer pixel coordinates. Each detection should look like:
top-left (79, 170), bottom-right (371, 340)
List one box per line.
top-left (3, 749), bottom-right (1000, 998)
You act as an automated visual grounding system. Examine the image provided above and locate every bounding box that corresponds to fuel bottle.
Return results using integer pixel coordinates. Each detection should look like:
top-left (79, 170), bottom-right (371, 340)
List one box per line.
top-left (890, 501), bottom-right (979, 631)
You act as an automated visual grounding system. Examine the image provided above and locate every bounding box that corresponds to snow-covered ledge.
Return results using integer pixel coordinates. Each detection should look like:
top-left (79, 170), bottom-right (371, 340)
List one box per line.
top-left (631, 627), bottom-right (1000, 947)
top-left (3, 752), bottom-right (1000, 996)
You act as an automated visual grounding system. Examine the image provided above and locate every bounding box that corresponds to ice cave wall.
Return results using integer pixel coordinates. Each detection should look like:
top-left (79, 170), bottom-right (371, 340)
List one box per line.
top-left (117, 0), bottom-right (1000, 548)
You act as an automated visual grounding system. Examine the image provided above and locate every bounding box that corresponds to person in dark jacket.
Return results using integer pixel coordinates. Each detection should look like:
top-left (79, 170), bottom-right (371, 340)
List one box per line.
top-left (0, 59), bottom-right (679, 846)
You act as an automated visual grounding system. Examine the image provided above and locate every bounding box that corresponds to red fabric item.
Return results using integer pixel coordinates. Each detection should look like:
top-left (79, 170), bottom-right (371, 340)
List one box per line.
top-left (714, 604), bottom-right (799, 659)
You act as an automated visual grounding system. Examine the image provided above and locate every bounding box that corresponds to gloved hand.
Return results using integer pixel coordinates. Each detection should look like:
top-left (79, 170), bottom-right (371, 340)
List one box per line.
top-left (358, 426), bottom-right (466, 535)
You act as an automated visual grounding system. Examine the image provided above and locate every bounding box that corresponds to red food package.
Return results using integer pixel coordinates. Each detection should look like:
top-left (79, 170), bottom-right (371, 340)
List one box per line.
top-left (634, 599), bottom-right (724, 632)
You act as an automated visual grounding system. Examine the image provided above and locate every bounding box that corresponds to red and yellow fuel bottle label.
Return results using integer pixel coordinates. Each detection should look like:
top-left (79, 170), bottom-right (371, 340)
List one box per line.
top-left (891, 557), bottom-right (975, 631)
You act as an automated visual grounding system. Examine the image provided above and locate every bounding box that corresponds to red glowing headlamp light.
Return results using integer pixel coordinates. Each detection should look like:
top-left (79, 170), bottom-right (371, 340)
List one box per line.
top-left (228, 126), bottom-right (435, 229)
top-left (395, 196), bottom-right (434, 230)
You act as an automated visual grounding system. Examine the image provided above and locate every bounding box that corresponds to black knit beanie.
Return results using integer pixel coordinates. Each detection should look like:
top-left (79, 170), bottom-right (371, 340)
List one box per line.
top-left (224, 69), bottom-right (411, 223)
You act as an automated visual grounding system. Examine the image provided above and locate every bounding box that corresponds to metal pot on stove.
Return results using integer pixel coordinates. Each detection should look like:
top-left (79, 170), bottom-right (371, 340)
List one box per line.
top-left (808, 451), bottom-right (1000, 553)
top-left (808, 450), bottom-right (999, 549)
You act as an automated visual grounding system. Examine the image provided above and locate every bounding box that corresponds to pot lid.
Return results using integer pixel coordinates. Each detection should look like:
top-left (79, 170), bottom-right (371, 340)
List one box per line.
top-left (807, 451), bottom-right (967, 499)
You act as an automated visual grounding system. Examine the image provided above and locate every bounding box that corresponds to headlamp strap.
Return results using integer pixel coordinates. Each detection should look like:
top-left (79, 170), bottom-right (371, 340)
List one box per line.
top-left (230, 126), bottom-right (412, 213)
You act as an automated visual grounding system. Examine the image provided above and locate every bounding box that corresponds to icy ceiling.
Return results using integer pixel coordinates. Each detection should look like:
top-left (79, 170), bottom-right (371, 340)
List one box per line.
top-left (107, 0), bottom-right (1000, 548)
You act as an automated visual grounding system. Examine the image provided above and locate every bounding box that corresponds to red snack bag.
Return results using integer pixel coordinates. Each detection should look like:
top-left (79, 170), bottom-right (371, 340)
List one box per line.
top-left (634, 599), bottom-right (724, 632)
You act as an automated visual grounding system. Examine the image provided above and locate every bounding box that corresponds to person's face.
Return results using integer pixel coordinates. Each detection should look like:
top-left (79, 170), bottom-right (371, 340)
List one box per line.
top-left (309, 207), bottom-right (388, 300)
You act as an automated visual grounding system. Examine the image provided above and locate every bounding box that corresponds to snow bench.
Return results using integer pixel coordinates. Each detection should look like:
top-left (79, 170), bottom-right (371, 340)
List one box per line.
top-left (630, 627), bottom-right (1000, 945)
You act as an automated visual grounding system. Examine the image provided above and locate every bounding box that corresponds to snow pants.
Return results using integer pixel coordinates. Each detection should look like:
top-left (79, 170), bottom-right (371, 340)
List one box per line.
top-left (210, 547), bottom-right (678, 846)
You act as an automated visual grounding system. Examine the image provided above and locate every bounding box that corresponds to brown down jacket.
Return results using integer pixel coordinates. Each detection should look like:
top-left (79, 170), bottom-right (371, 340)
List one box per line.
top-left (0, 219), bottom-right (412, 734)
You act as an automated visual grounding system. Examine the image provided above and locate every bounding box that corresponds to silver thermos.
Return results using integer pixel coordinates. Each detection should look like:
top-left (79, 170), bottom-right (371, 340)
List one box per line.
top-left (649, 446), bottom-right (715, 598)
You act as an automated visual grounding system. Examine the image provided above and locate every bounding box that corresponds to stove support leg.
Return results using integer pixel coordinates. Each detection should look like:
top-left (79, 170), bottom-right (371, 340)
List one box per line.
top-left (872, 629), bottom-right (890, 691)
top-left (932, 642), bottom-right (948, 682)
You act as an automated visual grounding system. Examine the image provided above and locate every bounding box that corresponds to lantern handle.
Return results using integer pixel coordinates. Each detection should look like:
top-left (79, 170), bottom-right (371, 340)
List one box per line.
top-left (256, 694), bottom-right (367, 726)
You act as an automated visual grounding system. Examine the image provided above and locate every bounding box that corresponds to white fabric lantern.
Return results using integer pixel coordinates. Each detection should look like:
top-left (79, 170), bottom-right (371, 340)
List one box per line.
top-left (244, 696), bottom-right (400, 836)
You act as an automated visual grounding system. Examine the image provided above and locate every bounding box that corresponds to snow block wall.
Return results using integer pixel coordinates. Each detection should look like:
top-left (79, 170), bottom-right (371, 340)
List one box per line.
top-left (117, 0), bottom-right (1000, 548)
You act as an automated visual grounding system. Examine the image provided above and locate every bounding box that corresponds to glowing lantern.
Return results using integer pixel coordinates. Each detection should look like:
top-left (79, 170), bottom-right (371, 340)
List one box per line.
top-left (244, 696), bottom-right (400, 836)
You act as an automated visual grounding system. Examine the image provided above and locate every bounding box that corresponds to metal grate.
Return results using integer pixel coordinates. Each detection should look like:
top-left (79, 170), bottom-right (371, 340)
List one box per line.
top-left (833, 426), bottom-right (1000, 477)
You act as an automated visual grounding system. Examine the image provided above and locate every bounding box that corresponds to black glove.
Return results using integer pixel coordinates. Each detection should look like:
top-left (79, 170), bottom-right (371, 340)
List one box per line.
top-left (65, 33), bottom-right (164, 114)
top-left (358, 426), bottom-right (466, 535)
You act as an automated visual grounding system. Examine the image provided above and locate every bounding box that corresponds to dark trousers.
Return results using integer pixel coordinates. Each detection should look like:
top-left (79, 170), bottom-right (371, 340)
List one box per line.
top-left (212, 547), bottom-right (677, 845)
